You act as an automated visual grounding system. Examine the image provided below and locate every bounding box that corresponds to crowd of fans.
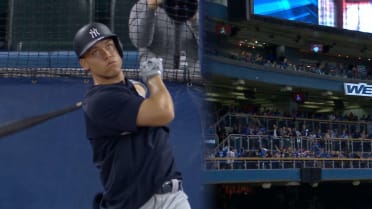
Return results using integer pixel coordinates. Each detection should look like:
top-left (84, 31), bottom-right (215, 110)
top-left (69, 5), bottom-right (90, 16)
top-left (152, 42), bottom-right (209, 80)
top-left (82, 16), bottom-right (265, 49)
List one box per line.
top-left (204, 34), bottom-right (372, 169)
top-left (205, 104), bottom-right (372, 169)
top-left (205, 44), bottom-right (370, 80)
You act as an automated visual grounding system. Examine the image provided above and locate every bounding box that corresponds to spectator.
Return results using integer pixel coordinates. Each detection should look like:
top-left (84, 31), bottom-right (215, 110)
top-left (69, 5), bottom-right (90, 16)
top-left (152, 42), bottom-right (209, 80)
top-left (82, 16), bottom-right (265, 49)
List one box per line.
top-left (129, 0), bottom-right (199, 73)
top-left (226, 147), bottom-right (235, 169)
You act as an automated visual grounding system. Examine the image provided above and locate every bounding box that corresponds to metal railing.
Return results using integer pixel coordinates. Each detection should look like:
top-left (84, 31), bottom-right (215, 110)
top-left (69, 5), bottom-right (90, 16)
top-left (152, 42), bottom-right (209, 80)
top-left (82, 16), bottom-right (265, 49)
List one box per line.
top-left (217, 113), bottom-right (369, 141)
top-left (204, 157), bottom-right (372, 170)
top-left (215, 134), bottom-right (372, 155)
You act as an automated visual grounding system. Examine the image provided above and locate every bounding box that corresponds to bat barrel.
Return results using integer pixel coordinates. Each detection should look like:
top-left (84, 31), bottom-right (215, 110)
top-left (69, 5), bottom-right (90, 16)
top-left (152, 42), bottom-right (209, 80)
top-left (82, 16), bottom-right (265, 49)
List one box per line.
top-left (0, 102), bottom-right (82, 138)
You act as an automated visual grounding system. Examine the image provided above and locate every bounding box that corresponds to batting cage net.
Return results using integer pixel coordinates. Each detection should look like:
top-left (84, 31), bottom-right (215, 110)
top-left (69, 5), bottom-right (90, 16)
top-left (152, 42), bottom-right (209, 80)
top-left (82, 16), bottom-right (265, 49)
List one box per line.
top-left (0, 0), bottom-right (201, 84)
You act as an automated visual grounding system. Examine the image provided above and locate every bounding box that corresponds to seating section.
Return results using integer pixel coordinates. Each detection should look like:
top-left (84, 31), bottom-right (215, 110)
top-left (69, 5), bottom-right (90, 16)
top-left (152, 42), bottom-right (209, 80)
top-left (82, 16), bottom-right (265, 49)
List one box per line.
top-left (205, 106), bottom-right (372, 170)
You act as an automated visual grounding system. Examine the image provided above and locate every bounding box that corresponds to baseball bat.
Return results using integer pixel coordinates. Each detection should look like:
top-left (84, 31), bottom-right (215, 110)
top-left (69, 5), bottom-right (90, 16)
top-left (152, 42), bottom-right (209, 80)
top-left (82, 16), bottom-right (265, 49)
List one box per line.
top-left (0, 101), bottom-right (82, 138)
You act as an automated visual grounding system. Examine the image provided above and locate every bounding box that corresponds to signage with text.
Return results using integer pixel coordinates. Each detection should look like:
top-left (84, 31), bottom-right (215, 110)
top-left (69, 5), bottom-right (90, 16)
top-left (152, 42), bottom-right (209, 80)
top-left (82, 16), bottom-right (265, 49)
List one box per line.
top-left (344, 83), bottom-right (372, 97)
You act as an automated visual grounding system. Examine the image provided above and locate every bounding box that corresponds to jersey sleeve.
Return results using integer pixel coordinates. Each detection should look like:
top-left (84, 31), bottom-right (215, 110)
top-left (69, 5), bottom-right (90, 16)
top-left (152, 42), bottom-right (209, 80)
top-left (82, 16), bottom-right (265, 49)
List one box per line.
top-left (84, 86), bottom-right (144, 136)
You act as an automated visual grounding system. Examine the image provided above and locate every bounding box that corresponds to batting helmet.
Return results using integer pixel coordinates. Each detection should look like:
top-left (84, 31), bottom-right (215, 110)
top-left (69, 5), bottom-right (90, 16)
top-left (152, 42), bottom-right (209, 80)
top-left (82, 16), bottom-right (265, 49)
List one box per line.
top-left (162, 0), bottom-right (198, 22)
top-left (73, 22), bottom-right (123, 58)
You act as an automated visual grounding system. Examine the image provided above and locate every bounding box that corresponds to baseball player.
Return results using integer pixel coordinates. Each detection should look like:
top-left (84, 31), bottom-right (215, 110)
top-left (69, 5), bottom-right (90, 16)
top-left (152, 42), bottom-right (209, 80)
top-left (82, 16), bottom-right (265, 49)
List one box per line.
top-left (129, 0), bottom-right (199, 72)
top-left (73, 22), bottom-right (191, 209)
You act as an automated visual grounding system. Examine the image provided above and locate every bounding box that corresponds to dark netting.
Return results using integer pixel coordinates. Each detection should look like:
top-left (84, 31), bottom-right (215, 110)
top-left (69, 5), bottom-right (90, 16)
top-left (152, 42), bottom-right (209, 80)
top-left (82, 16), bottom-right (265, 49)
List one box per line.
top-left (0, 0), bottom-right (202, 85)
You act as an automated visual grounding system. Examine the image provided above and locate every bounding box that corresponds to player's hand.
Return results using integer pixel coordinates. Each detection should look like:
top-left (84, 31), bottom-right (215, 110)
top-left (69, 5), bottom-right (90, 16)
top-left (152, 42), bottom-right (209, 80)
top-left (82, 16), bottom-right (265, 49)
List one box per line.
top-left (147, 0), bottom-right (163, 10)
top-left (139, 57), bottom-right (163, 83)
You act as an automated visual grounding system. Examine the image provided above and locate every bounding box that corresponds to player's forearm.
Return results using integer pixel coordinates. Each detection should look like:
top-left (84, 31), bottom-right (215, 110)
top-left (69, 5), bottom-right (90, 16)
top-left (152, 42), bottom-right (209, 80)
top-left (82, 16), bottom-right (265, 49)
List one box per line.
top-left (146, 76), bottom-right (175, 122)
top-left (129, 0), bottom-right (157, 48)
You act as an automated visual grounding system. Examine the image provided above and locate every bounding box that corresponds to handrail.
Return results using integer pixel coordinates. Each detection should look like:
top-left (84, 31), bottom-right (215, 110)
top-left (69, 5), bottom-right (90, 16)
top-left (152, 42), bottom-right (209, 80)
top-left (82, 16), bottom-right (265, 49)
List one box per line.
top-left (212, 134), bottom-right (372, 165)
top-left (222, 134), bottom-right (372, 142)
top-left (204, 157), bottom-right (372, 170)
top-left (226, 112), bottom-right (370, 126)
top-left (212, 112), bottom-right (371, 152)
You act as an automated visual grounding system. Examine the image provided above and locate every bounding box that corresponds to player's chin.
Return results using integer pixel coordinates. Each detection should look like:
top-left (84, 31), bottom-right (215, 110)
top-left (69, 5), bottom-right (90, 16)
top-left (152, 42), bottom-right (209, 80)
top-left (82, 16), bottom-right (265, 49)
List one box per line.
top-left (100, 68), bottom-right (121, 78)
top-left (105, 63), bottom-right (121, 72)
top-left (109, 68), bottom-right (123, 77)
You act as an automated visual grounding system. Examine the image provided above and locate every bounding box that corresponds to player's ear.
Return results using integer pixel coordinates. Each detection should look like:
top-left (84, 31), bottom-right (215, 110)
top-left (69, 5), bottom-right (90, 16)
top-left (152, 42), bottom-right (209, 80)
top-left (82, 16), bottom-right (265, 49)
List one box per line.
top-left (79, 58), bottom-right (90, 70)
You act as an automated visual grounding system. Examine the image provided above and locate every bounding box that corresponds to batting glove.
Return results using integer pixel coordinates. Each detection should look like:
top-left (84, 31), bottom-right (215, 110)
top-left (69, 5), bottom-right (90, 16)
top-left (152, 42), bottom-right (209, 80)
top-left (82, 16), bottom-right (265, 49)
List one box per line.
top-left (139, 58), bottom-right (163, 83)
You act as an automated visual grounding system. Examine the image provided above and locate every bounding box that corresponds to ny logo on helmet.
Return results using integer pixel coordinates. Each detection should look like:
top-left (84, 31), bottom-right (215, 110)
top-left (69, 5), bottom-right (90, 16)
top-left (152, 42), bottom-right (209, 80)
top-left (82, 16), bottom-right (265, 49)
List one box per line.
top-left (89, 27), bottom-right (101, 39)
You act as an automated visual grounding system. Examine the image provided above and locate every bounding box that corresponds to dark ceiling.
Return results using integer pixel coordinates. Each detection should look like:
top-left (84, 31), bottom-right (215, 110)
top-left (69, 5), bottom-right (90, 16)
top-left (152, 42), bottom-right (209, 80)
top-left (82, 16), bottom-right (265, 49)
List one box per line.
top-left (222, 15), bottom-right (372, 60)
top-left (203, 16), bottom-right (372, 113)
